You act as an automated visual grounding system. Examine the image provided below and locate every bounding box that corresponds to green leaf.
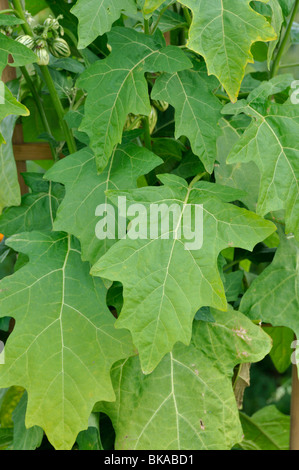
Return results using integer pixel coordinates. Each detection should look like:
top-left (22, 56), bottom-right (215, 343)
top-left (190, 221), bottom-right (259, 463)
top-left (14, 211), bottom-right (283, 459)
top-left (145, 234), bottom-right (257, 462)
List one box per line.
top-left (98, 307), bottom-right (271, 450)
top-left (25, 0), bottom-right (48, 15)
top-left (0, 83), bottom-right (29, 124)
top-left (215, 118), bottom-right (260, 212)
top-left (223, 270), bottom-right (244, 302)
top-left (71, 0), bottom-right (137, 49)
top-left (177, 0), bottom-right (277, 102)
top-left (263, 326), bottom-right (293, 373)
top-left (238, 406), bottom-right (290, 450)
top-left (77, 27), bottom-right (192, 172)
top-left (151, 64), bottom-right (222, 173)
top-left (278, 0), bottom-right (295, 17)
top-left (12, 392), bottom-right (44, 450)
top-left (151, 8), bottom-right (187, 33)
top-left (143, 0), bottom-right (169, 15)
top-left (267, 0), bottom-right (284, 68)
top-left (0, 15), bottom-right (24, 26)
top-left (225, 76), bottom-right (299, 239)
top-left (76, 413), bottom-right (103, 450)
top-left (91, 174), bottom-right (276, 373)
top-left (0, 33), bottom-right (37, 74)
top-left (0, 116), bottom-right (20, 215)
top-left (45, 143), bottom-right (162, 264)
top-left (0, 386), bottom-right (23, 427)
top-left (0, 83), bottom-right (30, 214)
top-left (0, 428), bottom-right (13, 450)
top-left (0, 232), bottom-right (134, 450)
top-left (0, 174), bottom-right (64, 237)
top-left (240, 230), bottom-right (298, 348)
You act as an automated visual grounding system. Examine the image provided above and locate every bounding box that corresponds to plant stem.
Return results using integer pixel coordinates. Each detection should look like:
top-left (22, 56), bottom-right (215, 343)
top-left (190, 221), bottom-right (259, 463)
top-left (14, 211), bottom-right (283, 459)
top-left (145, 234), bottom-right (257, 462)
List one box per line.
top-left (279, 63), bottom-right (299, 69)
top-left (0, 8), bottom-right (15, 13)
top-left (144, 18), bottom-right (150, 35)
top-left (143, 116), bottom-right (152, 150)
top-left (12, 0), bottom-right (77, 155)
top-left (189, 172), bottom-right (207, 189)
top-left (151, 5), bottom-right (170, 34)
top-left (290, 360), bottom-right (299, 449)
top-left (20, 66), bottom-right (57, 160)
top-left (182, 6), bottom-right (192, 27)
top-left (40, 66), bottom-right (77, 155)
top-left (223, 259), bottom-right (242, 272)
top-left (214, 93), bottom-right (230, 102)
top-left (11, 0), bottom-right (31, 36)
top-left (270, 0), bottom-right (299, 77)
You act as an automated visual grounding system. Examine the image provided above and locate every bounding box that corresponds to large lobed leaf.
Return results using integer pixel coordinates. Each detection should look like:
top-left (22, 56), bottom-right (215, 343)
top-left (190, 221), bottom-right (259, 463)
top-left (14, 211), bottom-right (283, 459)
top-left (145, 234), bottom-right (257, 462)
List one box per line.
top-left (240, 229), bottom-right (299, 344)
top-left (178, 0), bottom-right (277, 102)
top-left (71, 0), bottom-right (137, 49)
top-left (151, 62), bottom-right (222, 173)
top-left (45, 143), bottom-right (162, 265)
top-left (224, 76), bottom-right (299, 239)
top-left (98, 307), bottom-right (271, 450)
top-left (91, 174), bottom-right (276, 373)
top-left (77, 27), bottom-right (192, 172)
top-left (0, 231), bottom-right (134, 450)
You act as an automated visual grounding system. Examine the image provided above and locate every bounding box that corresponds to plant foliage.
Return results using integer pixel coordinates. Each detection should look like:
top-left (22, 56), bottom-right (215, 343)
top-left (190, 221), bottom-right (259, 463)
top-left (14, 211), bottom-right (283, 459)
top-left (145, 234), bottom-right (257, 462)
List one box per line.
top-left (0, 0), bottom-right (297, 451)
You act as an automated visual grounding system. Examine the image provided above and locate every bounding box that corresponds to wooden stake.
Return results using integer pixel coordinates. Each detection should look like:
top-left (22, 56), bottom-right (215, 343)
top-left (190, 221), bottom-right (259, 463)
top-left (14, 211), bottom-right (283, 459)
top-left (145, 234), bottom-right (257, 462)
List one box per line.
top-left (290, 362), bottom-right (299, 449)
top-left (1, 0), bottom-right (28, 195)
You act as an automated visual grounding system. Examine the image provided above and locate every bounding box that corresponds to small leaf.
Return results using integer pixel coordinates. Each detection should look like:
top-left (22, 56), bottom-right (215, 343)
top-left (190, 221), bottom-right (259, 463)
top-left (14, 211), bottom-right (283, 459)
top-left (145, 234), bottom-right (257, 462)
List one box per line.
top-left (238, 406), bottom-right (290, 450)
top-left (0, 174), bottom-right (64, 237)
top-left (0, 33), bottom-right (37, 73)
top-left (71, 0), bottom-right (137, 49)
top-left (263, 326), bottom-right (294, 373)
top-left (12, 392), bottom-right (44, 450)
top-left (241, 229), bottom-right (298, 331)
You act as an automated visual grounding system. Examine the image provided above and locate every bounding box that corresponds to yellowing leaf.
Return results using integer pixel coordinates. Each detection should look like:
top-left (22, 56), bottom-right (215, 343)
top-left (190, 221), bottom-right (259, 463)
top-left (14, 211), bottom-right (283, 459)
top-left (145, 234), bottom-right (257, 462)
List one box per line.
top-left (178, 0), bottom-right (277, 102)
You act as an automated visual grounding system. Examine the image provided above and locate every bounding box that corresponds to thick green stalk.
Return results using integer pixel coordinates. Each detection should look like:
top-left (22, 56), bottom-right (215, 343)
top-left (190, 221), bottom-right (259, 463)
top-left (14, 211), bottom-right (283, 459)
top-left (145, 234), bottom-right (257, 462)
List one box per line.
top-left (20, 66), bottom-right (57, 160)
top-left (279, 63), bottom-right (299, 69)
top-left (182, 6), bottom-right (192, 27)
top-left (144, 18), bottom-right (150, 35)
top-left (142, 116), bottom-right (152, 150)
top-left (189, 172), bottom-right (207, 189)
top-left (271, 0), bottom-right (299, 77)
top-left (151, 5), bottom-right (171, 34)
top-left (12, 0), bottom-right (77, 155)
top-left (11, 0), bottom-right (31, 36)
top-left (40, 66), bottom-right (77, 155)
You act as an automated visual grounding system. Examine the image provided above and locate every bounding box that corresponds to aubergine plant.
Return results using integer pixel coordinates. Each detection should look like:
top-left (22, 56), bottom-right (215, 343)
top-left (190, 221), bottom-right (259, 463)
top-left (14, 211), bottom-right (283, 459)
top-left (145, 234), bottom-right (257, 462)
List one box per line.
top-left (0, 0), bottom-right (298, 451)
